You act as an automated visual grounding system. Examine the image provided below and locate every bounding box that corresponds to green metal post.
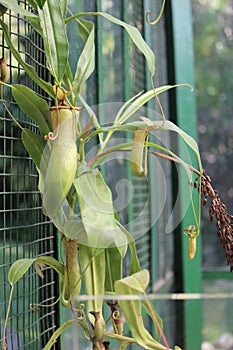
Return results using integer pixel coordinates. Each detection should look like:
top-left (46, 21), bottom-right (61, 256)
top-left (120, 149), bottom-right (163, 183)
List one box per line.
top-left (170, 1), bottom-right (202, 349)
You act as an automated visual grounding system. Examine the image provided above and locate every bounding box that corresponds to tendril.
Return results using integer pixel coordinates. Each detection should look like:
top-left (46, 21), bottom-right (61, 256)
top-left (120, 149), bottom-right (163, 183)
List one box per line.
top-left (72, 303), bottom-right (86, 320)
top-left (30, 295), bottom-right (61, 312)
top-left (112, 310), bottom-right (121, 320)
top-left (146, 0), bottom-right (166, 26)
top-left (44, 131), bottom-right (58, 141)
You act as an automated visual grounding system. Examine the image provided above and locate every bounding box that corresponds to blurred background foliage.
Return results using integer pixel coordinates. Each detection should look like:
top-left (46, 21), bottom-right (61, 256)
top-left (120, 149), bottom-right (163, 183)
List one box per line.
top-left (193, 0), bottom-right (233, 268)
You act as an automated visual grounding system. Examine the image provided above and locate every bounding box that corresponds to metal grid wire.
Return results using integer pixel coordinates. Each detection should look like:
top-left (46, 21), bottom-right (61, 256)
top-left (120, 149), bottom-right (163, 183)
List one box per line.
top-left (0, 3), bottom-right (59, 349)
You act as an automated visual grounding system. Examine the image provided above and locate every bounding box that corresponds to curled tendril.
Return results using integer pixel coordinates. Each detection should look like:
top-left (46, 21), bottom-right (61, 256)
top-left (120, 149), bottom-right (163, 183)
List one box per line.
top-left (44, 131), bottom-right (57, 141)
top-left (30, 296), bottom-right (61, 312)
top-left (112, 310), bottom-right (121, 320)
top-left (30, 304), bottom-right (40, 312)
top-left (76, 309), bottom-right (85, 320)
top-left (72, 303), bottom-right (86, 320)
top-left (146, 0), bottom-right (166, 26)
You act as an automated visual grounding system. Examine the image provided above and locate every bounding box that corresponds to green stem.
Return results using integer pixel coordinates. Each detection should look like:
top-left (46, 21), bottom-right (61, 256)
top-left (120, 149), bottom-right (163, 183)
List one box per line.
top-left (144, 297), bottom-right (170, 349)
top-left (2, 284), bottom-right (14, 350)
top-left (146, 0), bottom-right (166, 25)
top-left (103, 330), bottom-right (137, 344)
top-left (79, 139), bottom-right (85, 163)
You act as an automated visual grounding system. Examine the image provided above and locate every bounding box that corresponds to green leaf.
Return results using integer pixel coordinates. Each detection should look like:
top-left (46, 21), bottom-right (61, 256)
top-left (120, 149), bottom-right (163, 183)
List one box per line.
top-left (0, 4), bottom-right (7, 15)
top-left (116, 221), bottom-right (141, 275)
top-left (74, 169), bottom-right (127, 250)
top-left (28, 16), bottom-right (43, 36)
top-left (34, 0), bottom-right (46, 9)
top-left (0, 0), bottom-right (37, 17)
top-left (59, 0), bottom-right (67, 18)
top-left (116, 269), bottom-right (150, 293)
top-left (0, 20), bottom-right (54, 97)
top-left (86, 111), bottom-right (202, 173)
top-left (27, 0), bottom-right (37, 8)
top-left (115, 270), bottom-right (168, 350)
top-left (43, 320), bottom-right (77, 350)
top-left (73, 19), bottom-right (95, 97)
top-left (79, 245), bottom-right (105, 324)
top-left (78, 94), bottom-right (102, 144)
top-left (8, 258), bottom-right (35, 285)
top-left (161, 120), bottom-right (202, 169)
top-left (21, 128), bottom-right (46, 169)
top-left (87, 142), bottom-right (131, 169)
top-left (35, 256), bottom-right (64, 276)
top-left (99, 84), bottom-right (192, 151)
top-left (105, 246), bottom-right (124, 293)
top-left (66, 11), bottom-right (155, 78)
top-left (12, 84), bottom-right (52, 136)
top-left (62, 63), bottom-right (73, 91)
top-left (142, 300), bottom-right (163, 342)
top-left (63, 218), bottom-right (87, 242)
top-left (115, 85), bottom-right (192, 126)
top-left (38, 0), bottom-right (68, 82)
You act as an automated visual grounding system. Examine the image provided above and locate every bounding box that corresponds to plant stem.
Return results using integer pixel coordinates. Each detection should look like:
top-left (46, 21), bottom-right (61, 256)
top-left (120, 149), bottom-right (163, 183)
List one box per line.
top-left (62, 237), bottom-right (81, 306)
top-left (2, 284), bottom-right (14, 350)
top-left (103, 331), bottom-right (137, 344)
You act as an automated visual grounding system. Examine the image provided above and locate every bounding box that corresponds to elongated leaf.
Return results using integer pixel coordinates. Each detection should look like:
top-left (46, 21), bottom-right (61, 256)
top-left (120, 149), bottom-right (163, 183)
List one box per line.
top-left (116, 85), bottom-right (192, 126)
top-left (59, 0), bottom-right (67, 18)
top-left (0, 0), bottom-right (37, 17)
top-left (66, 11), bottom-right (155, 78)
top-left (28, 16), bottom-right (43, 36)
top-left (100, 85), bottom-right (191, 151)
top-left (12, 84), bottom-right (52, 136)
top-left (78, 94), bottom-right (102, 143)
top-left (116, 221), bottom-right (141, 275)
top-left (105, 246), bottom-right (124, 293)
top-left (73, 19), bottom-right (95, 96)
top-left (43, 320), bottom-right (77, 350)
top-left (38, 0), bottom-right (68, 82)
top-left (87, 117), bottom-right (202, 171)
top-left (115, 270), bottom-right (168, 350)
top-left (0, 20), bottom-right (54, 97)
top-left (62, 62), bottom-right (73, 91)
top-left (63, 218), bottom-right (87, 242)
top-left (0, 3), bottom-right (7, 15)
top-left (79, 245), bottom-right (105, 324)
top-left (34, 0), bottom-right (46, 9)
top-left (74, 169), bottom-right (127, 250)
top-left (160, 120), bottom-right (202, 169)
top-left (118, 270), bottom-right (164, 342)
top-left (21, 128), bottom-right (46, 169)
top-left (27, 0), bottom-right (37, 8)
top-left (114, 91), bottom-right (143, 124)
top-left (116, 269), bottom-right (149, 293)
top-left (35, 256), bottom-right (64, 276)
top-left (8, 258), bottom-right (35, 285)
top-left (142, 300), bottom-right (163, 342)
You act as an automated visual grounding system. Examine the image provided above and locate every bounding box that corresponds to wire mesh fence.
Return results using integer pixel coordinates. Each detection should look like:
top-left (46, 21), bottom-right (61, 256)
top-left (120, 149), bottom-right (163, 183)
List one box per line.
top-left (0, 2), bottom-right (60, 349)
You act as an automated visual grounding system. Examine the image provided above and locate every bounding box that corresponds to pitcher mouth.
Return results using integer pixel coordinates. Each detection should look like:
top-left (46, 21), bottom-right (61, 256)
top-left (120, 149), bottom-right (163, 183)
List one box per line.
top-left (50, 105), bottom-right (82, 111)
